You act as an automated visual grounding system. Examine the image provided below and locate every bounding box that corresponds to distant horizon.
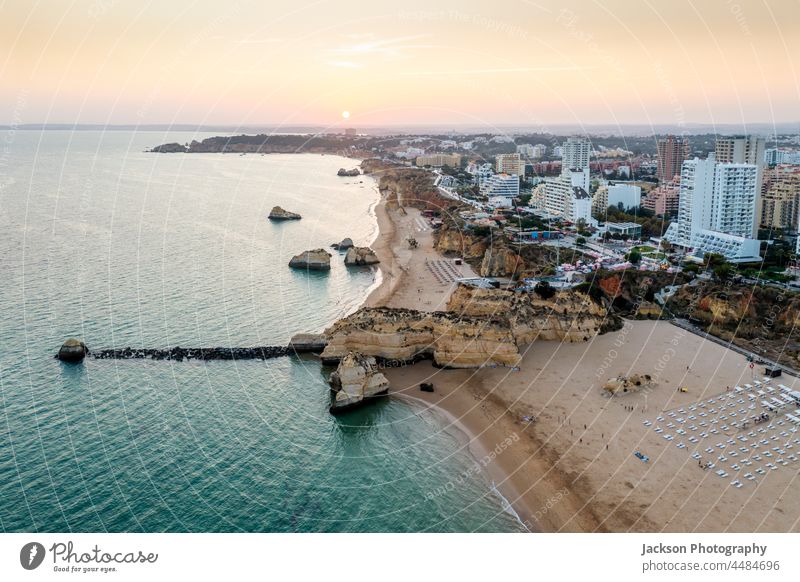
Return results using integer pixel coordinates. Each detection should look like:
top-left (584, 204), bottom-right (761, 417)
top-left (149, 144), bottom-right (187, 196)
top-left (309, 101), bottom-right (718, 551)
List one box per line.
top-left (3, 120), bottom-right (799, 137)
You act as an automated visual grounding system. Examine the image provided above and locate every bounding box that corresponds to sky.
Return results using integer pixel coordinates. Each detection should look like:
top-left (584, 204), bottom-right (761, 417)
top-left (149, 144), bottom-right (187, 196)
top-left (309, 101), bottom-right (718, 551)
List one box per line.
top-left (1, 0), bottom-right (798, 129)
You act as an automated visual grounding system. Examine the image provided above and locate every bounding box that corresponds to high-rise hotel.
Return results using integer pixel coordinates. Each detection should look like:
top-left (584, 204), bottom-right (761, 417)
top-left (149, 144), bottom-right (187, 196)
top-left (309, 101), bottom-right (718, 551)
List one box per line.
top-left (664, 154), bottom-right (760, 261)
top-left (656, 135), bottom-right (689, 182)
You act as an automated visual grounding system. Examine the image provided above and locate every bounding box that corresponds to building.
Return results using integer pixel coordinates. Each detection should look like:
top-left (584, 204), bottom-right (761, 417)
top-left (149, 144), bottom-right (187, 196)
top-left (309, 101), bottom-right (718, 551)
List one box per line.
top-left (664, 155), bottom-right (760, 260)
top-left (496, 153), bottom-right (524, 176)
top-left (760, 168), bottom-right (800, 230)
top-left (642, 180), bottom-right (680, 216)
top-left (592, 186), bottom-right (608, 214)
top-left (532, 144), bottom-right (547, 158)
top-left (606, 222), bottom-right (642, 238)
top-left (568, 187), bottom-right (593, 224)
top-left (656, 135), bottom-right (689, 182)
top-left (516, 144), bottom-right (534, 157)
top-left (481, 173), bottom-right (519, 200)
top-left (765, 148), bottom-right (800, 166)
top-left (344, 127), bottom-right (357, 137)
top-left (466, 162), bottom-right (494, 187)
top-left (561, 137), bottom-right (591, 192)
top-left (607, 183), bottom-right (641, 210)
top-left (715, 136), bottom-right (766, 165)
top-left (415, 153), bottom-right (461, 167)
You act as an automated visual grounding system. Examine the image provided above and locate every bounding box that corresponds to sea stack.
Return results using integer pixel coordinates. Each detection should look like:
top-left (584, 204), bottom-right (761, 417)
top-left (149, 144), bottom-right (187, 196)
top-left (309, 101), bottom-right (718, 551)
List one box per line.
top-left (337, 237), bottom-right (354, 250)
top-left (288, 249), bottom-right (332, 270)
top-left (58, 339), bottom-right (88, 363)
top-left (344, 246), bottom-right (380, 266)
top-left (337, 168), bottom-right (360, 177)
top-left (268, 206), bottom-right (302, 220)
top-left (328, 351), bottom-right (390, 413)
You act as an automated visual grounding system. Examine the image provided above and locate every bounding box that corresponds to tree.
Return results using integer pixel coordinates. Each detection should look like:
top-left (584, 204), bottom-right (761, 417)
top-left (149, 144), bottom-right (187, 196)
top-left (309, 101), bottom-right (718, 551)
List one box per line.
top-left (576, 236), bottom-right (587, 246)
top-left (703, 252), bottom-right (726, 268)
top-left (627, 249), bottom-right (642, 264)
top-left (682, 263), bottom-right (700, 274)
top-left (534, 281), bottom-right (557, 299)
top-left (713, 263), bottom-right (734, 280)
top-left (660, 239), bottom-right (673, 253)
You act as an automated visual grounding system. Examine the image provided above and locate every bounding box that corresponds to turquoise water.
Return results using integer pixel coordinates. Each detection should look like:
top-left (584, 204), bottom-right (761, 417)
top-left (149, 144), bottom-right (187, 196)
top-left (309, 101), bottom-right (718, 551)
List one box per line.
top-left (0, 130), bottom-right (524, 532)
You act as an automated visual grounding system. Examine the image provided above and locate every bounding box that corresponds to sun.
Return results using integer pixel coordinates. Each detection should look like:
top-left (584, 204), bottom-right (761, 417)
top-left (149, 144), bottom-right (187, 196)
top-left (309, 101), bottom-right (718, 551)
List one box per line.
top-left (341, 111), bottom-right (350, 119)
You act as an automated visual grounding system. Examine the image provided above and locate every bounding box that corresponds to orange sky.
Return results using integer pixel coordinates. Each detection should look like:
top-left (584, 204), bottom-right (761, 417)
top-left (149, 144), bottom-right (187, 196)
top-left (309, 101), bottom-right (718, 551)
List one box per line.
top-left (1, 0), bottom-right (798, 127)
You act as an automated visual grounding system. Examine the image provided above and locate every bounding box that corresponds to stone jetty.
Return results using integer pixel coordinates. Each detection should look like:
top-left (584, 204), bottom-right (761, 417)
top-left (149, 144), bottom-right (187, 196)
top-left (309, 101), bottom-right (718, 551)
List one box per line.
top-left (89, 345), bottom-right (290, 361)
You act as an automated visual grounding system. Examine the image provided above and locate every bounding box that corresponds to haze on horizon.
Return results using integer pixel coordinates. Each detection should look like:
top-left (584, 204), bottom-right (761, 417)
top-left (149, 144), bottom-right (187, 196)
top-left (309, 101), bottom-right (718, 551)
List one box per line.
top-left (1, 0), bottom-right (798, 130)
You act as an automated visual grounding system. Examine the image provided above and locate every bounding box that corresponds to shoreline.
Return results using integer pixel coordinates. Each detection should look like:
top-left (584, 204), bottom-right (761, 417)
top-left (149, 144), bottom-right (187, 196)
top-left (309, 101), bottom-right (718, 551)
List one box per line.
top-left (359, 190), bottom-right (590, 532)
top-left (349, 169), bottom-right (800, 533)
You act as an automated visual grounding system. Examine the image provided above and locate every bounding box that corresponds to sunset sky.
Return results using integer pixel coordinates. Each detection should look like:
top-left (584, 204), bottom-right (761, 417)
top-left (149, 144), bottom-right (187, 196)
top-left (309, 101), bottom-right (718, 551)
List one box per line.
top-left (1, 0), bottom-right (798, 128)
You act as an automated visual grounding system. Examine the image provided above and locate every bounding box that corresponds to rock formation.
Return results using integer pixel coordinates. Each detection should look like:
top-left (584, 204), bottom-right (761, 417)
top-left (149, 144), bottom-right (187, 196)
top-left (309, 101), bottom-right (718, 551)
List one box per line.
top-left (337, 168), bottom-right (360, 177)
top-left (446, 283), bottom-right (621, 343)
top-left (319, 284), bottom-right (617, 369)
top-left (289, 249), bottom-right (332, 270)
top-left (320, 306), bottom-right (521, 369)
top-left (336, 237), bottom-right (354, 250)
top-left (288, 333), bottom-right (328, 353)
top-left (602, 374), bottom-right (654, 395)
top-left (268, 206), bottom-right (302, 220)
top-left (58, 339), bottom-right (88, 363)
top-left (329, 351), bottom-right (390, 413)
top-left (344, 247), bottom-right (379, 266)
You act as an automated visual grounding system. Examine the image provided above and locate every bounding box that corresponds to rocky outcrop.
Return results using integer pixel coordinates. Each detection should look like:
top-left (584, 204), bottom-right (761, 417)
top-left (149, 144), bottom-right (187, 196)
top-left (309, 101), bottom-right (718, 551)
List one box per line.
top-left (58, 339), bottom-right (88, 362)
top-left (289, 249), bottom-right (332, 270)
top-left (480, 246), bottom-right (525, 278)
top-left (337, 168), bottom-right (360, 177)
top-left (268, 206), bottom-right (302, 220)
top-left (344, 247), bottom-right (379, 266)
top-left (446, 283), bottom-right (620, 343)
top-left (336, 237), bottom-right (354, 250)
top-left (329, 352), bottom-right (390, 413)
top-left (602, 374), bottom-right (654, 395)
top-left (320, 307), bottom-right (521, 369)
top-left (150, 142), bottom-right (187, 153)
top-left (288, 333), bottom-right (328, 353)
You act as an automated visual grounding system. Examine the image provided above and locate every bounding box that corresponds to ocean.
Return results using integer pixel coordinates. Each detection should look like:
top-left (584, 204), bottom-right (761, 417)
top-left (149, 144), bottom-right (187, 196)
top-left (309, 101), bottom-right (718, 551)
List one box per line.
top-left (0, 130), bottom-right (525, 532)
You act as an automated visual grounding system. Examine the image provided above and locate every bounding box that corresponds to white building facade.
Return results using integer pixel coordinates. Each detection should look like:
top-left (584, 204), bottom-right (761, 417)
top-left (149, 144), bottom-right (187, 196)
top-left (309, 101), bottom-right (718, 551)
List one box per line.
top-left (664, 155), bottom-right (760, 261)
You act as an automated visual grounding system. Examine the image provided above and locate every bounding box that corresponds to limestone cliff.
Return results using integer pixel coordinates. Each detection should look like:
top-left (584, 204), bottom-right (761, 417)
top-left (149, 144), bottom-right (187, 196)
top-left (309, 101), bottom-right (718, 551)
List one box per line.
top-left (446, 284), bottom-right (620, 344)
top-left (320, 284), bottom-right (617, 369)
top-left (320, 307), bottom-right (521, 369)
top-left (329, 351), bottom-right (390, 413)
top-left (344, 247), bottom-right (379, 266)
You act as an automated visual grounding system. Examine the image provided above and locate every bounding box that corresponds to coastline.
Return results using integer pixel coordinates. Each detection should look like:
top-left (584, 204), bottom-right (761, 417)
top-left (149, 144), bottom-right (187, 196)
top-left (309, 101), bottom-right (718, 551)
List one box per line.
top-left (359, 190), bottom-right (594, 532)
top-left (355, 182), bottom-right (800, 533)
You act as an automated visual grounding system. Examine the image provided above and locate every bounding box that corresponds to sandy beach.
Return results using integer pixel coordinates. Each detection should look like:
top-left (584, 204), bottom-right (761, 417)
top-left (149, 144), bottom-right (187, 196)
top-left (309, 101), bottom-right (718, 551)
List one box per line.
top-left (364, 192), bottom-right (800, 533)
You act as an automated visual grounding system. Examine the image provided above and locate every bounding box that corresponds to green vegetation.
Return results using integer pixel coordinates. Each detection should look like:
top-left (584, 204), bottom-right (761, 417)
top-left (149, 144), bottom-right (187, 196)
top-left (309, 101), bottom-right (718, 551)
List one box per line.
top-left (627, 249), bottom-right (642, 264)
top-left (595, 205), bottom-right (671, 239)
top-left (533, 281), bottom-right (556, 299)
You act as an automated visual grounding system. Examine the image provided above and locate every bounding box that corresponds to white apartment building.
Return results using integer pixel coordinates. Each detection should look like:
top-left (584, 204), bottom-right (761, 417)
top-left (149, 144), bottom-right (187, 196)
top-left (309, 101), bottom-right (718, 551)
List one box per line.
top-left (481, 173), bottom-right (519, 200)
top-left (495, 153), bottom-right (524, 176)
top-left (467, 162), bottom-right (494, 187)
top-left (664, 155), bottom-right (760, 261)
top-left (516, 144), bottom-right (535, 157)
top-left (532, 144), bottom-right (547, 158)
top-left (607, 183), bottom-right (641, 210)
top-left (561, 137), bottom-right (591, 192)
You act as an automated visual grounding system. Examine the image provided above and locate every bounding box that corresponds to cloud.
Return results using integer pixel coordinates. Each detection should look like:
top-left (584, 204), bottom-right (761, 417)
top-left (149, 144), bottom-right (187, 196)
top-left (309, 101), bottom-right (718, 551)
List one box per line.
top-left (327, 34), bottom-right (433, 59)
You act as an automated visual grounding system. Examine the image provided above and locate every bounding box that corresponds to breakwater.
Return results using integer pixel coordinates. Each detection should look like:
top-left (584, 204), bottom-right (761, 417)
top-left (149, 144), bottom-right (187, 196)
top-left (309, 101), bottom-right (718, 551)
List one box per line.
top-left (88, 346), bottom-right (292, 361)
